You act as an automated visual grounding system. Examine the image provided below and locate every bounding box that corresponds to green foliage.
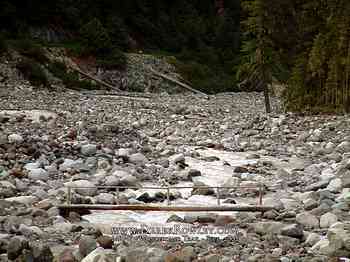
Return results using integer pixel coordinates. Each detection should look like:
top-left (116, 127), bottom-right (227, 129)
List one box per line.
top-left (47, 61), bottom-right (97, 90)
top-left (168, 57), bottom-right (235, 94)
top-left (97, 49), bottom-right (127, 70)
top-left (80, 18), bottom-right (112, 56)
top-left (16, 58), bottom-right (49, 87)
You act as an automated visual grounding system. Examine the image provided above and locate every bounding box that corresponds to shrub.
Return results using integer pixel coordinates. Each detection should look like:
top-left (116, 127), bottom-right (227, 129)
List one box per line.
top-left (13, 39), bottom-right (48, 63)
top-left (168, 58), bottom-right (235, 94)
top-left (17, 58), bottom-right (49, 87)
top-left (96, 48), bottom-right (127, 70)
top-left (48, 61), bottom-right (97, 90)
top-left (80, 18), bottom-right (112, 56)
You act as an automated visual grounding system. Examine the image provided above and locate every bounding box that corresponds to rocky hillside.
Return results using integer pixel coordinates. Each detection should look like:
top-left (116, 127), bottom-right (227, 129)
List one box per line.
top-left (0, 47), bottom-right (187, 94)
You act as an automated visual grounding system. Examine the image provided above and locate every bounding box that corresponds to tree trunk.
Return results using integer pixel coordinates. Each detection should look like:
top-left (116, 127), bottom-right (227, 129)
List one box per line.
top-left (262, 67), bottom-right (271, 113)
top-left (263, 83), bottom-right (271, 113)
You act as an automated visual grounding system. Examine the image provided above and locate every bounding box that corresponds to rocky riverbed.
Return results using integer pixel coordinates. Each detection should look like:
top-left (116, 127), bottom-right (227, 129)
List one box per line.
top-left (0, 87), bottom-right (350, 262)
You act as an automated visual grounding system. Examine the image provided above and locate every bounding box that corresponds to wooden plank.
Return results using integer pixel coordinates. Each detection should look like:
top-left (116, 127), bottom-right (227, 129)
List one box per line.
top-left (58, 204), bottom-right (275, 213)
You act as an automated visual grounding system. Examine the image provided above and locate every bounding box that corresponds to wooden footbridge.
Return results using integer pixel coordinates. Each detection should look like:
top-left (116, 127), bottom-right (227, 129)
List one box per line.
top-left (58, 184), bottom-right (277, 217)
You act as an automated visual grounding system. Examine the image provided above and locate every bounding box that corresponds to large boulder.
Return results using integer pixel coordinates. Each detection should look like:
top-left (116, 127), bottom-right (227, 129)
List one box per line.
top-left (296, 212), bottom-right (319, 229)
top-left (320, 212), bottom-right (338, 228)
top-left (79, 236), bottom-right (97, 257)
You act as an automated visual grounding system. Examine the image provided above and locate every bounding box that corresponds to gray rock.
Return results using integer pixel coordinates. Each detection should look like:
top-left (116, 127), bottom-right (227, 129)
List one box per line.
top-left (281, 224), bottom-right (303, 238)
top-left (167, 214), bottom-right (184, 223)
top-left (79, 236), bottom-right (97, 257)
top-left (327, 178), bottom-right (342, 193)
top-left (305, 233), bottom-right (321, 246)
top-left (174, 246), bottom-right (195, 262)
top-left (320, 212), bottom-right (338, 228)
top-left (68, 180), bottom-right (97, 196)
top-left (60, 159), bottom-right (83, 172)
top-left (5, 196), bottom-right (38, 205)
top-left (128, 153), bottom-right (148, 165)
top-left (95, 193), bottom-right (115, 204)
top-left (296, 212), bottom-right (319, 228)
top-left (305, 180), bottom-right (329, 191)
top-left (28, 168), bottom-right (49, 181)
top-left (7, 236), bottom-right (28, 260)
top-left (58, 248), bottom-right (76, 262)
top-left (303, 198), bottom-right (318, 210)
top-left (250, 222), bottom-right (284, 235)
top-left (169, 153), bottom-right (185, 164)
top-left (81, 144), bottom-right (97, 156)
top-left (19, 224), bottom-right (43, 237)
top-left (53, 222), bottom-right (74, 233)
top-left (81, 247), bottom-right (116, 262)
top-left (8, 134), bottom-right (24, 143)
top-left (31, 243), bottom-right (54, 262)
top-left (336, 141), bottom-right (350, 153)
top-left (119, 175), bottom-right (140, 187)
top-left (104, 175), bottom-right (120, 186)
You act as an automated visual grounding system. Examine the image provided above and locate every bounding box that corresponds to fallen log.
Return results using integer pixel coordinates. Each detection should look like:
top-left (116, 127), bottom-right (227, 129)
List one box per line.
top-left (149, 68), bottom-right (209, 99)
top-left (70, 66), bottom-right (121, 92)
top-left (58, 204), bottom-right (275, 216)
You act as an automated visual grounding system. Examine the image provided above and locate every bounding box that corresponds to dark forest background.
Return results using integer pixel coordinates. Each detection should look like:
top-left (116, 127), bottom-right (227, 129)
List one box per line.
top-left (0, 0), bottom-right (349, 112)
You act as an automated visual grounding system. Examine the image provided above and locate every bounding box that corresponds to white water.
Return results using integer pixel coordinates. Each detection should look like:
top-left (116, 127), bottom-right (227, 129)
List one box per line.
top-left (83, 148), bottom-right (285, 234)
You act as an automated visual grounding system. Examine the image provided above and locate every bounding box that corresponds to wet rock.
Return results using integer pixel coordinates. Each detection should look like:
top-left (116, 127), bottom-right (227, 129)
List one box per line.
top-left (97, 235), bottom-right (113, 249)
top-left (167, 214), bottom-right (184, 223)
top-left (191, 182), bottom-right (214, 196)
top-left (169, 153), bottom-right (185, 164)
top-left (187, 169), bottom-right (201, 179)
top-left (81, 144), bottom-right (97, 156)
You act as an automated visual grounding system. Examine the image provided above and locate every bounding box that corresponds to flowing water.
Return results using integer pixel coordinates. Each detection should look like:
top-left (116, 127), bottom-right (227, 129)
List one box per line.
top-left (83, 148), bottom-right (286, 234)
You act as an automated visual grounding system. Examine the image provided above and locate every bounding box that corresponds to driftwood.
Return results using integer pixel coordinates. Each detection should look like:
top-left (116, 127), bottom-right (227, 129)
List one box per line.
top-left (70, 66), bottom-right (121, 92)
top-left (150, 68), bottom-right (209, 98)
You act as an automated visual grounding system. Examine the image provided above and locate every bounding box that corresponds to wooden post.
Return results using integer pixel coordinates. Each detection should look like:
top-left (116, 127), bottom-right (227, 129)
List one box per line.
top-left (67, 186), bottom-right (71, 205)
top-left (167, 187), bottom-right (170, 206)
top-left (216, 187), bottom-right (220, 206)
top-left (116, 187), bottom-right (120, 205)
top-left (258, 183), bottom-right (263, 206)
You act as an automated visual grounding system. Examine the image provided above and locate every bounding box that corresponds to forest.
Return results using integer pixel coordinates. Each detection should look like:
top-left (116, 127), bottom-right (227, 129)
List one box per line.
top-left (0, 0), bottom-right (349, 112)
